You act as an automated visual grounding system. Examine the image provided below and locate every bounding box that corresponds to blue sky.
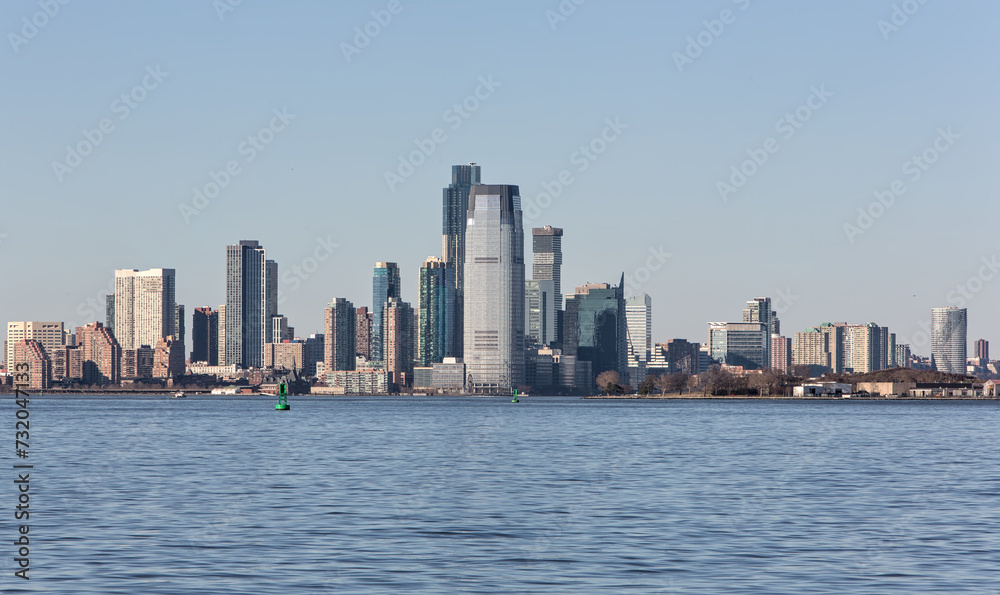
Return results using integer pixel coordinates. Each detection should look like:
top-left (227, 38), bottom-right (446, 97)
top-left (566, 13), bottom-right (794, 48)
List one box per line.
top-left (1, 0), bottom-right (998, 356)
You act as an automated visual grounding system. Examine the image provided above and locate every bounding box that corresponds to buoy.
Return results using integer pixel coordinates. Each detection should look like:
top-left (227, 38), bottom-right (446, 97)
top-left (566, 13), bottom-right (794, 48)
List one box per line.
top-left (275, 382), bottom-right (290, 411)
top-left (512, 389), bottom-right (519, 403)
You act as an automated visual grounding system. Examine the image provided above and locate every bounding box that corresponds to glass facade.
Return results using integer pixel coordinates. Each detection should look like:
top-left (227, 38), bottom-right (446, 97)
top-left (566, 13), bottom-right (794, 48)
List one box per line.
top-left (226, 241), bottom-right (267, 368)
top-left (371, 262), bottom-right (401, 363)
top-left (708, 322), bottom-right (767, 369)
top-left (931, 307), bottom-right (967, 374)
top-left (563, 278), bottom-right (626, 386)
top-left (418, 257), bottom-right (453, 366)
top-left (463, 184), bottom-right (524, 392)
top-left (442, 164), bottom-right (481, 357)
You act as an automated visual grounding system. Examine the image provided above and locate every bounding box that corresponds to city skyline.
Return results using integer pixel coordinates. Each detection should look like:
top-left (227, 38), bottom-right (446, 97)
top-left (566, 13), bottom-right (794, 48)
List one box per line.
top-left (2, 2), bottom-right (998, 357)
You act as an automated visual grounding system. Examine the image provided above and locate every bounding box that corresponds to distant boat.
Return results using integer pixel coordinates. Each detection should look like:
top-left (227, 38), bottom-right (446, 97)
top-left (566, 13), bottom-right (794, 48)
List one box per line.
top-left (172, 391), bottom-right (186, 399)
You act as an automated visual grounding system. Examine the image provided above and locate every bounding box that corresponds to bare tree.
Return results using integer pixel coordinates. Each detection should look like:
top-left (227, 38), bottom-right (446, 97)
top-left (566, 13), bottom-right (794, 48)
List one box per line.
top-left (596, 370), bottom-right (622, 395)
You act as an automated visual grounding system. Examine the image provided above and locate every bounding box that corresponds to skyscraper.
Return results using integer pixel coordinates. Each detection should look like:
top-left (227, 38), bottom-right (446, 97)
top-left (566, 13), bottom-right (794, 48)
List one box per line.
top-left (105, 295), bottom-right (115, 328)
top-left (525, 279), bottom-right (556, 347)
top-left (76, 322), bottom-right (121, 385)
top-left (356, 307), bottom-right (372, 361)
top-left (174, 304), bottom-right (185, 362)
top-left (113, 268), bottom-right (176, 351)
top-left (564, 279), bottom-right (627, 387)
top-left (418, 256), bottom-right (452, 366)
top-left (226, 241), bottom-right (269, 368)
top-left (216, 304), bottom-right (226, 366)
top-left (931, 307), bottom-right (967, 374)
top-left (371, 262), bottom-right (401, 363)
top-left (442, 163), bottom-right (481, 356)
top-left (974, 339), bottom-right (989, 361)
top-left (625, 293), bottom-right (652, 367)
top-left (742, 297), bottom-right (775, 368)
top-left (324, 298), bottom-right (356, 372)
top-left (532, 226), bottom-right (564, 345)
top-left (265, 260), bottom-right (278, 342)
top-left (6, 321), bottom-right (64, 371)
top-left (190, 307), bottom-right (218, 365)
top-left (384, 297), bottom-right (414, 387)
top-left (463, 184), bottom-right (525, 392)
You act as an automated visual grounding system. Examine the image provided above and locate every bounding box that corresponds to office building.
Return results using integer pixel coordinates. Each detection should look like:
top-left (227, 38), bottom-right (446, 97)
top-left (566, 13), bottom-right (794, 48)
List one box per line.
top-left (463, 184), bottom-right (525, 392)
top-left (113, 268), bottom-right (176, 351)
top-left (708, 322), bottom-right (768, 369)
top-left (324, 298), bottom-right (356, 372)
top-left (625, 293), bottom-right (652, 372)
top-left (564, 278), bottom-right (627, 386)
top-left (418, 256), bottom-right (454, 366)
top-left (265, 260), bottom-right (278, 342)
top-left (525, 279), bottom-right (556, 348)
top-left (442, 163), bottom-right (481, 356)
top-left (106, 295), bottom-right (115, 329)
top-left (371, 262), bottom-right (401, 363)
top-left (742, 297), bottom-right (775, 368)
top-left (6, 321), bottom-right (64, 370)
top-left (931, 307), bottom-right (967, 374)
top-left (225, 241), bottom-right (270, 368)
top-left (304, 333), bottom-right (324, 376)
top-left (532, 226), bottom-right (564, 344)
top-left (174, 304), bottom-right (185, 361)
top-left (271, 315), bottom-right (290, 344)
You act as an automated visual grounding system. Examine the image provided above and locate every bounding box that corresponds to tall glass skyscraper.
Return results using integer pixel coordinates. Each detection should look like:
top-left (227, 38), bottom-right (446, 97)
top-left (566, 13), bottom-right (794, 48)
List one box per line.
top-left (564, 278), bottom-right (627, 386)
top-left (225, 241), bottom-right (268, 368)
top-left (742, 297), bottom-right (775, 369)
top-left (442, 163), bottom-right (481, 356)
top-left (371, 262), bottom-right (401, 363)
top-left (625, 293), bottom-right (652, 367)
top-left (531, 226), bottom-right (563, 309)
top-left (417, 256), bottom-right (453, 366)
top-left (931, 307), bottom-right (967, 374)
top-left (463, 184), bottom-right (525, 392)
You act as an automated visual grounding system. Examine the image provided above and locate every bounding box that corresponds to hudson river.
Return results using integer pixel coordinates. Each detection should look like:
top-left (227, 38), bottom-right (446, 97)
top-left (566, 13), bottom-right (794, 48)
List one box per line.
top-left (6, 396), bottom-right (999, 593)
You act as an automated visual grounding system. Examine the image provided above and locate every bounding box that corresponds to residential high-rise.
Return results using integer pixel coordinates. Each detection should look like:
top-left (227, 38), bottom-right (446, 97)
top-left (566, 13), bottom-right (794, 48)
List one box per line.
top-left (564, 279), bottom-right (627, 386)
top-left (742, 297), bottom-right (775, 368)
top-left (216, 304), bottom-right (226, 366)
top-left (271, 315), bottom-right (290, 344)
top-left (265, 260), bottom-right (278, 342)
top-left (191, 307), bottom-right (219, 365)
top-left (6, 322), bottom-right (64, 370)
top-left (418, 257), bottom-right (453, 366)
top-left (463, 184), bottom-right (525, 392)
top-left (842, 323), bottom-right (891, 373)
top-left (106, 295), bottom-right (115, 328)
top-left (11, 340), bottom-right (51, 390)
top-left (304, 334), bottom-right (324, 376)
top-left (371, 262), bottom-right (401, 363)
top-left (355, 307), bottom-right (372, 360)
top-left (895, 344), bottom-right (911, 369)
top-left (225, 241), bottom-right (269, 368)
top-left (771, 335), bottom-right (792, 373)
top-left (76, 322), bottom-right (121, 385)
top-left (174, 304), bottom-right (185, 362)
top-left (324, 298), bottom-right (356, 372)
top-left (442, 163), bottom-right (481, 356)
top-left (384, 297), bottom-right (414, 387)
top-left (625, 293), bottom-right (652, 368)
top-left (931, 307), bottom-right (967, 374)
top-left (525, 279), bottom-right (556, 347)
top-left (113, 268), bottom-right (176, 350)
top-left (153, 336), bottom-right (185, 379)
top-left (975, 339), bottom-right (989, 361)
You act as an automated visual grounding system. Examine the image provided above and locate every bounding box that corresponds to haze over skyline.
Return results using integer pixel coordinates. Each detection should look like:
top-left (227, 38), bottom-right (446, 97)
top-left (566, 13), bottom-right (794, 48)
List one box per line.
top-left (2, 0), bottom-right (998, 356)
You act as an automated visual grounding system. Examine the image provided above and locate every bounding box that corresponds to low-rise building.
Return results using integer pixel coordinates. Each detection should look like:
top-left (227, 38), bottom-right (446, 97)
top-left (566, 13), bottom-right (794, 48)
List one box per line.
top-left (792, 382), bottom-right (852, 397)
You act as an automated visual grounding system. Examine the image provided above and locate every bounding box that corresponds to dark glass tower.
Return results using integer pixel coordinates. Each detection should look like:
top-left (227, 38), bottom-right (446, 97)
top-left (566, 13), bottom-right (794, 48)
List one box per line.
top-left (442, 163), bottom-right (481, 357)
top-left (371, 262), bottom-right (401, 363)
top-left (225, 240), bottom-right (268, 368)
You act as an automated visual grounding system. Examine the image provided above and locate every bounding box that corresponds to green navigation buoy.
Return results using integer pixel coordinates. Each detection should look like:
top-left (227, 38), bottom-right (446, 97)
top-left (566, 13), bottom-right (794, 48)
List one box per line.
top-left (275, 381), bottom-right (290, 410)
top-left (512, 389), bottom-right (519, 403)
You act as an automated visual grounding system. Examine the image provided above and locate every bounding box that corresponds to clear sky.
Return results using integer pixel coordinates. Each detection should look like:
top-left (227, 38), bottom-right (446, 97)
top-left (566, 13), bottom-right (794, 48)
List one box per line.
top-left (1, 0), bottom-right (997, 357)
